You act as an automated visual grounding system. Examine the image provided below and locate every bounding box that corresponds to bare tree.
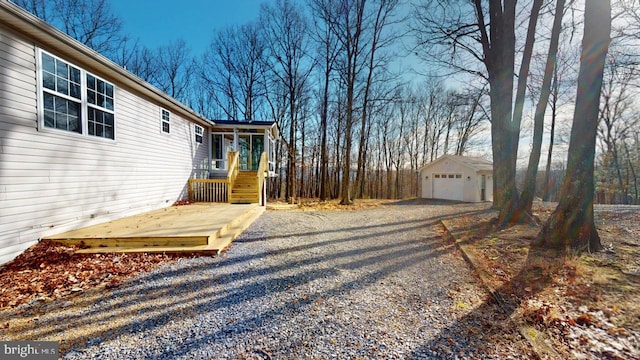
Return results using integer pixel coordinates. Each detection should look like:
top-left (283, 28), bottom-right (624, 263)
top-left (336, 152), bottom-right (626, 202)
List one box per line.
top-left (154, 39), bottom-right (195, 104)
top-left (261, 0), bottom-right (314, 203)
top-left (201, 23), bottom-right (266, 120)
top-left (535, 0), bottom-right (611, 252)
top-left (354, 0), bottom-right (402, 199)
top-left (518, 0), bottom-right (566, 214)
top-left (15, 0), bottom-right (126, 58)
top-left (13, 0), bottom-right (48, 20)
top-left (453, 85), bottom-right (489, 155)
top-left (328, 0), bottom-right (367, 205)
top-left (596, 53), bottom-right (640, 201)
top-left (309, 0), bottom-right (342, 201)
top-left (414, 0), bottom-right (545, 226)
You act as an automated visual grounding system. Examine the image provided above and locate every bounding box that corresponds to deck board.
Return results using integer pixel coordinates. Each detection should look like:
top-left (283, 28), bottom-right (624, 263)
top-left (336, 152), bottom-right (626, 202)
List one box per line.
top-left (45, 203), bottom-right (262, 253)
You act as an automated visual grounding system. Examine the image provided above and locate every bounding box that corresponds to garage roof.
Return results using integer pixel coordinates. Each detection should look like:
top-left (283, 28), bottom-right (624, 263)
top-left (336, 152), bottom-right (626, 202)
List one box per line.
top-left (420, 155), bottom-right (493, 172)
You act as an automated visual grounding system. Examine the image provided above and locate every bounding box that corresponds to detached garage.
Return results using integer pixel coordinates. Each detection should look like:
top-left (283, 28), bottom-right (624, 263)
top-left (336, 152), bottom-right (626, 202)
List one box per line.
top-left (420, 155), bottom-right (493, 203)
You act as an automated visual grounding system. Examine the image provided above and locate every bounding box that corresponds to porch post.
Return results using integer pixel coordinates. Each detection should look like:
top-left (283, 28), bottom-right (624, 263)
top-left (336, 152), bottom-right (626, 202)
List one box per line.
top-left (233, 128), bottom-right (238, 151)
top-left (207, 129), bottom-right (212, 178)
top-left (264, 131), bottom-right (269, 166)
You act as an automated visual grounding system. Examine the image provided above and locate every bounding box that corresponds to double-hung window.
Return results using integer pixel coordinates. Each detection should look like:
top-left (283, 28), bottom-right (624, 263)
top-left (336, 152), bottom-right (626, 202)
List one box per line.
top-left (86, 74), bottom-right (115, 139)
top-left (194, 124), bottom-right (203, 144)
top-left (161, 109), bottom-right (170, 134)
top-left (39, 50), bottom-right (115, 140)
top-left (41, 52), bottom-right (82, 133)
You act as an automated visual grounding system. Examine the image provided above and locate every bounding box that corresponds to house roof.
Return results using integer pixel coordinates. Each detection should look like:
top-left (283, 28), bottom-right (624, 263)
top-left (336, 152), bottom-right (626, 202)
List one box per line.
top-left (0, 1), bottom-right (213, 128)
top-left (420, 155), bottom-right (493, 172)
top-left (213, 120), bottom-right (276, 127)
top-left (212, 120), bottom-right (279, 139)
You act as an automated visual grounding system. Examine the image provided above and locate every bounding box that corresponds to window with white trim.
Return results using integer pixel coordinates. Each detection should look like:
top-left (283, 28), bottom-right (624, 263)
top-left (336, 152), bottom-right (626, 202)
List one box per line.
top-left (86, 74), bottom-right (115, 139)
top-left (39, 50), bottom-right (115, 139)
top-left (161, 109), bottom-right (170, 133)
top-left (194, 124), bottom-right (203, 143)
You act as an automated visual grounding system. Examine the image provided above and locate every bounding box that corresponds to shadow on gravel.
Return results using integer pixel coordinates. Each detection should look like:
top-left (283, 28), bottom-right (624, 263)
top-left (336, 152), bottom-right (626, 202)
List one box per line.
top-left (386, 198), bottom-right (473, 206)
top-left (237, 203), bottom-right (491, 244)
top-left (5, 204), bottom-right (494, 358)
top-left (407, 227), bottom-right (560, 358)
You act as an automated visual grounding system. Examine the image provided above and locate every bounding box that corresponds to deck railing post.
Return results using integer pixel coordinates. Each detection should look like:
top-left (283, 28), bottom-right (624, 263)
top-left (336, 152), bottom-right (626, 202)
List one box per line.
top-left (185, 179), bottom-right (230, 203)
top-left (256, 151), bottom-right (268, 206)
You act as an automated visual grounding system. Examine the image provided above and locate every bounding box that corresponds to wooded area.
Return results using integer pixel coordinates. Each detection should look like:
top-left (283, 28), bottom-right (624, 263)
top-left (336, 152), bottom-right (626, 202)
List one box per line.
top-left (15, 0), bottom-right (640, 250)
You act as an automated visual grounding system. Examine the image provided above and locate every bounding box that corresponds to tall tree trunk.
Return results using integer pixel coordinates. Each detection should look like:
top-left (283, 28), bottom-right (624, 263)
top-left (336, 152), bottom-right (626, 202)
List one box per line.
top-left (300, 114), bottom-right (306, 199)
top-left (341, 79), bottom-right (355, 204)
top-left (339, 0), bottom-right (366, 205)
top-left (495, 0), bottom-right (542, 225)
top-left (474, 0), bottom-right (518, 219)
top-left (334, 101), bottom-right (343, 199)
top-left (518, 0), bottom-right (565, 214)
top-left (542, 70), bottom-right (558, 202)
top-left (535, 0), bottom-right (610, 252)
top-left (287, 119), bottom-right (296, 203)
top-left (320, 70), bottom-right (330, 201)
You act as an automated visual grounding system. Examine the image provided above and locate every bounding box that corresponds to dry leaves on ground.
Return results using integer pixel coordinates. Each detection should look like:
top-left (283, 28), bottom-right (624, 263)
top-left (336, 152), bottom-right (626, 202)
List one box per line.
top-left (0, 241), bottom-right (190, 310)
top-left (445, 203), bottom-right (640, 359)
top-left (268, 198), bottom-right (394, 211)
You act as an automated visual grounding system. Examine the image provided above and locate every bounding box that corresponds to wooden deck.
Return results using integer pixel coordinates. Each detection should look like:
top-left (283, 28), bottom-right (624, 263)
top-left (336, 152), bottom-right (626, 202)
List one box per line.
top-left (44, 203), bottom-right (264, 254)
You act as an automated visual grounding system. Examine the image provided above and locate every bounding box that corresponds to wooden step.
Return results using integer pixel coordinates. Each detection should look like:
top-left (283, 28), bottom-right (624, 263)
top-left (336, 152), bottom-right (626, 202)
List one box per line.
top-left (233, 183), bottom-right (256, 188)
top-left (52, 236), bottom-right (208, 249)
top-left (75, 205), bottom-right (265, 254)
top-left (230, 197), bottom-right (259, 203)
top-left (232, 188), bottom-right (258, 194)
top-left (75, 244), bottom-right (219, 254)
top-left (207, 206), bottom-right (265, 251)
top-left (231, 197), bottom-right (259, 202)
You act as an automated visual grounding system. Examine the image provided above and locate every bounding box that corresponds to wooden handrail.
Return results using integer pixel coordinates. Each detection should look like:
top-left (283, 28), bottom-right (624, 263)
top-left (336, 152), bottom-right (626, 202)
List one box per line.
top-left (227, 151), bottom-right (239, 203)
top-left (188, 179), bottom-right (229, 202)
top-left (256, 152), bottom-right (268, 205)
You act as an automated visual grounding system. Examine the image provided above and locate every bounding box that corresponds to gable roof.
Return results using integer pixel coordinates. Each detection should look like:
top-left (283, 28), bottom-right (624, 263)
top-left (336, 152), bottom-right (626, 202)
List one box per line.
top-left (212, 120), bottom-right (279, 139)
top-left (213, 120), bottom-right (276, 127)
top-left (420, 155), bottom-right (493, 172)
top-left (0, 1), bottom-right (213, 128)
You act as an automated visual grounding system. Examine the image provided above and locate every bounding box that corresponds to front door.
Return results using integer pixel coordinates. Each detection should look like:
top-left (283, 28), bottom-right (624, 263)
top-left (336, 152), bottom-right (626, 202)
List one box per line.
top-left (238, 135), bottom-right (250, 170)
top-left (251, 135), bottom-right (264, 171)
top-left (238, 134), bottom-right (264, 171)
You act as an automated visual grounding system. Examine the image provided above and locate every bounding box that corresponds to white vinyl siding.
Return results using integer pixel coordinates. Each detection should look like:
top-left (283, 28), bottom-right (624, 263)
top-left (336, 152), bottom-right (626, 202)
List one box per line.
top-left (0, 28), bottom-right (209, 264)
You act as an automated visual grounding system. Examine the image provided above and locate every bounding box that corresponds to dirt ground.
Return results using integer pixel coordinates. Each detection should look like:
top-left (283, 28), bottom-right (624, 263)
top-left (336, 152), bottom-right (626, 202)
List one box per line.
top-left (1, 199), bottom-right (637, 359)
top-left (442, 202), bottom-right (639, 359)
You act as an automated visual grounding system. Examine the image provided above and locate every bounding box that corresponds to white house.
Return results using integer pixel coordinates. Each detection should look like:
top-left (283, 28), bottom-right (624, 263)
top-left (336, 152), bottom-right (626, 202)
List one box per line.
top-left (0, 2), bottom-right (276, 264)
top-left (420, 155), bottom-right (493, 203)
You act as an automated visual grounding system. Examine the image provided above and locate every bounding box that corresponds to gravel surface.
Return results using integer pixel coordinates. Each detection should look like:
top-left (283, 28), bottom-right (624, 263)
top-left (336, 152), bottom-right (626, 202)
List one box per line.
top-left (2, 200), bottom-right (536, 359)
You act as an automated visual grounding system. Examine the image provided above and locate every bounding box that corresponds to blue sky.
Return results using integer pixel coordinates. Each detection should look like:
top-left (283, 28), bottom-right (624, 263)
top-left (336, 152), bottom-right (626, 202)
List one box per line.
top-left (110, 0), bottom-right (264, 57)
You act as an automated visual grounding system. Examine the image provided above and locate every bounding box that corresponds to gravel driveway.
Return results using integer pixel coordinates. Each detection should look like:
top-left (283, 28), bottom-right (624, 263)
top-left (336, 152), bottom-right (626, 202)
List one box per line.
top-left (8, 200), bottom-right (535, 359)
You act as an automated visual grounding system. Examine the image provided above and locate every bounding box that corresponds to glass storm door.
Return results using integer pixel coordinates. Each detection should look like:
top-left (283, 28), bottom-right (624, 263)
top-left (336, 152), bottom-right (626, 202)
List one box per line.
top-left (251, 136), bottom-right (264, 171)
top-left (238, 135), bottom-right (250, 170)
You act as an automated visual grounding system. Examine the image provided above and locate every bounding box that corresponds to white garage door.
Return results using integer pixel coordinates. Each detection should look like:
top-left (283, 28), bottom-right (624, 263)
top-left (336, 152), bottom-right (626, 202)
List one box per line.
top-left (433, 173), bottom-right (464, 201)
